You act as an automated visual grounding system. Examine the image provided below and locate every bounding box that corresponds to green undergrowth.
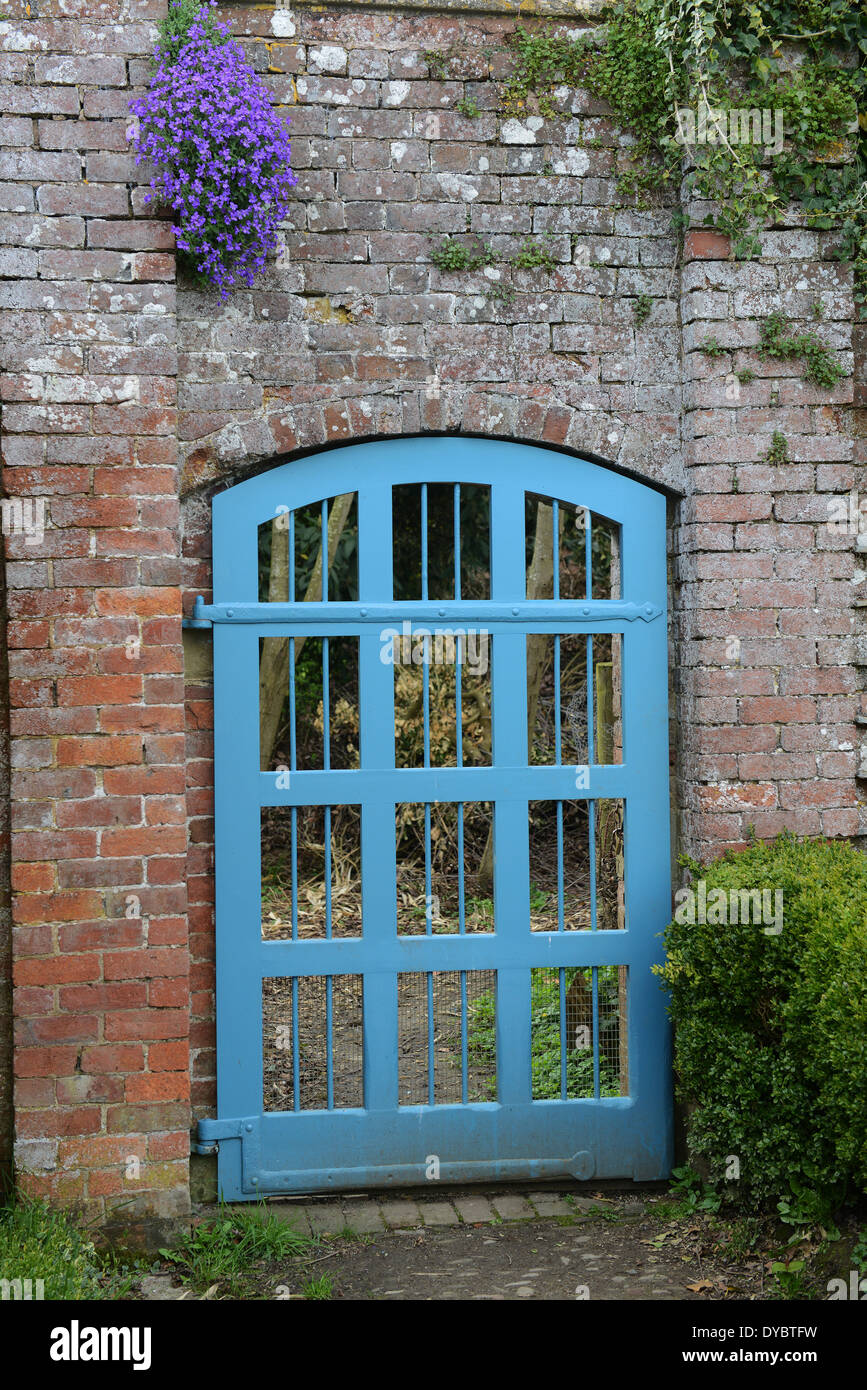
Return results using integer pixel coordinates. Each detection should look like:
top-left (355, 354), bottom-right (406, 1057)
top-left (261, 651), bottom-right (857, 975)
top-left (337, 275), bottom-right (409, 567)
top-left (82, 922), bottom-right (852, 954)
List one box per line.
top-left (159, 1200), bottom-right (317, 1296)
top-left (657, 833), bottom-right (867, 1210)
top-left (0, 1197), bottom-right (143, 1300)
top-left (466, 966), bottom-right (621, 1100)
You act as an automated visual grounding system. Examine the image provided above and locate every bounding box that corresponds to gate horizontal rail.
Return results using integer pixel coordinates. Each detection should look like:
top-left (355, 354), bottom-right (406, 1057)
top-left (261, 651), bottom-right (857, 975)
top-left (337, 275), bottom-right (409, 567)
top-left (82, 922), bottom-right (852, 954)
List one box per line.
top-left (257, 765), bottom-right (627, 803)
top-left (257, 935), bottom-right (637, 975)
top-left (187, 597), bottom-right (662, 626)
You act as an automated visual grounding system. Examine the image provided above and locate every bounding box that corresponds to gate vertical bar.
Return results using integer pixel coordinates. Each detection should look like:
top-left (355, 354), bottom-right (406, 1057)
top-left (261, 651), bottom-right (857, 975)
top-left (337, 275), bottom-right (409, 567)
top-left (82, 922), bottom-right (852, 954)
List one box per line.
top-left (357, 483), bottom-right (398, 1113)
top-left (213, 625), bottom-right (263, 1196)
top-left (488, 483), bottom-right (531, 1108)
top-left (620, 487), bottom-right (672, 1177)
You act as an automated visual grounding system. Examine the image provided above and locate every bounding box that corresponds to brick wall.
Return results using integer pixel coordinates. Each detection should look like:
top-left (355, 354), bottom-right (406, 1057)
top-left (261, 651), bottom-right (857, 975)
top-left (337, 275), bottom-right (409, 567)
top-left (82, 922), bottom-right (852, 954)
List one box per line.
top-left (0, 0), bottom-right (862, 1226)
top-left (1, 0), bottom-right (188, 1236)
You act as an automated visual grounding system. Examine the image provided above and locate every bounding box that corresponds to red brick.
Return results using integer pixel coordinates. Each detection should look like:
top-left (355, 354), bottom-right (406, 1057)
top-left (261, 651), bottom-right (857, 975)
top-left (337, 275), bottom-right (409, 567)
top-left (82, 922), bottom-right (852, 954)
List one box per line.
top-left (739, 697), bottom-right (817, 724)
top-left (101, 826), bottom-right (186, 857)
top-left (58, 676), bottom-right (143, 706)
top-left (57, 736), bottom-right (143, 767)
top-left (125, 1072), bottom-right (190, 1103)
top-left (104, 948), bottom-right (188, 981)
top-left (149, 1041), bottom-right (188, 1072)
top-left (95, 588), bottom-right (181, 618)
top-left (105, 1010), bottom-right (189, 1041)
top-left (17, 1108), bottom-right (102, 1139)
top-left (80, 1045), bottom-right (145, 1075)
top-left (11, 863), bottom-right (55, 892)
top-left (14, 1045), bottom-right (79, 1078)
top-left (15, 953), bottom-right (100, 985)
top-left (147, 1130), bottom-right (189, 1160)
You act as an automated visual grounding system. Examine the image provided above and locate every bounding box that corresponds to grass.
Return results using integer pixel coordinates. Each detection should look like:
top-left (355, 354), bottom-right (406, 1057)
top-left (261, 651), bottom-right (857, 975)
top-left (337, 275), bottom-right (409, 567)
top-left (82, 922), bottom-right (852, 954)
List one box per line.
top-left (0, 1196), bottom-right (143, 1300)
top-left (159, 1201), bottom-right (317, 1296)
top-left (303, 1273), bottom-right (334, 1299)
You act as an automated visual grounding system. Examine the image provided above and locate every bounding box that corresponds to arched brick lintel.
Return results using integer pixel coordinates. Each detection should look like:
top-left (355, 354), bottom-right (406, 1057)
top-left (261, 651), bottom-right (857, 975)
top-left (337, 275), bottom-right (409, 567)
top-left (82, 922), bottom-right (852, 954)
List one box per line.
top-left (179, 388), bottom-right (685, 501)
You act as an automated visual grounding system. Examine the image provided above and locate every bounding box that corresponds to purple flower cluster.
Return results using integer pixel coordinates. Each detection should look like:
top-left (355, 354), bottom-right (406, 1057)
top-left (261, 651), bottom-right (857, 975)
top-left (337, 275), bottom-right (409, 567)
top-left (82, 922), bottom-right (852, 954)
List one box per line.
top-left (130, 3), bottom-right (297, 296)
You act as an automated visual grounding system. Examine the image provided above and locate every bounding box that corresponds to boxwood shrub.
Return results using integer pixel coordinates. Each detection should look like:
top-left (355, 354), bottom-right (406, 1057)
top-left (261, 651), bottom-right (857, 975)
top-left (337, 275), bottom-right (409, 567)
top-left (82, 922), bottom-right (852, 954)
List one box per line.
top-left (657, 832), bottom-right (867, 1208)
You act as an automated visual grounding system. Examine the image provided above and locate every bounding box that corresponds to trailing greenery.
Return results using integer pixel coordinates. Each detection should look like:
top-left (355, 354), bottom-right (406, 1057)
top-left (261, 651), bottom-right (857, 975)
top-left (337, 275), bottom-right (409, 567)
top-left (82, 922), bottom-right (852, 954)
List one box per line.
top-left (632, 292), bottom-right (654, 324)
top-left (498, 3), bottom-right (865, 309)
top-left (657, 833), bottom-right (867, 1209)
top-left (758, 310), bottom-right (848, 387)
top-left (456, 96), bottom-right (482, 119)
top-left (430, 236), bottom-right (498, 273)
top-left (154, 0), bottom-right (229, 63)
top-left (423, 48), bottom-right (452, 81)
top-left (698, 311), bottom-right (847, 390)
top-left (429, 233), bottom-right (565, 306)
top-left (0, 1198), bottom-right (142, 1300)
top-left (512, 234), bottom-right (557, 271)
top-left (763, 428), bottom-right (790, 463)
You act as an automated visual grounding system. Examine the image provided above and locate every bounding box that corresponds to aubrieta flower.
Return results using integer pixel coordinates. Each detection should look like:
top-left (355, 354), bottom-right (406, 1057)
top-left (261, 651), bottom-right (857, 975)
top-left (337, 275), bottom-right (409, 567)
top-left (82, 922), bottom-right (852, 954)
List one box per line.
top-left (130, 1), bottom-right (297, 297)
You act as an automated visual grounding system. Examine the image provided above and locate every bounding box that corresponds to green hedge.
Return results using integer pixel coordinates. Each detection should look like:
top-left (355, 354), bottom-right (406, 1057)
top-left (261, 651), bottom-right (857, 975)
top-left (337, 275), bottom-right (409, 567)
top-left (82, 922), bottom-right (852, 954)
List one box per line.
top-left (657, 833), bottom-right (867, 1207)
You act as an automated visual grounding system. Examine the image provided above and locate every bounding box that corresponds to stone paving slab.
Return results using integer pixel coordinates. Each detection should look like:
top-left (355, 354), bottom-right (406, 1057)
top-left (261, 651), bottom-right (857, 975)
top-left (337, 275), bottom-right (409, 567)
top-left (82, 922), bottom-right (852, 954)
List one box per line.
top-left (139, 1275), bottom-right (188, 1301)
top-left (418, 1200), bottom-right (460, 1227)
top-left (526, 1191), bottom-right (574, 1217)
top-left (454, 1195), bottom-right (495, 1224)
top-left (202, 1189), bottom-right (644, 1239)
top-left (304, 1204), bottom-right (351, 1236)
top-left (380, 1199), bottom-right (423, 1229)
top-left (491, 1193), bottom-right (536, 1221)
top-left (341, 1200), bottom-right (385, 1234)
top-left (266, 1203), bottom-right (313, 1236)
top-left (569, 1194), bottom-right (617, 1213)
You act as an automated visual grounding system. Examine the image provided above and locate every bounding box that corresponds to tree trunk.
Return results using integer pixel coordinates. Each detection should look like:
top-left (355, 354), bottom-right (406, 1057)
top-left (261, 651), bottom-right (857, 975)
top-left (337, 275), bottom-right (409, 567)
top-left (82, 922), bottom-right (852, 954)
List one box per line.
top-left (259, 493), bottom-right (355, 770)
top-left (477, 500), bottom-right (558, 891)
top-left (594, 659), bottom-right (628, 1095)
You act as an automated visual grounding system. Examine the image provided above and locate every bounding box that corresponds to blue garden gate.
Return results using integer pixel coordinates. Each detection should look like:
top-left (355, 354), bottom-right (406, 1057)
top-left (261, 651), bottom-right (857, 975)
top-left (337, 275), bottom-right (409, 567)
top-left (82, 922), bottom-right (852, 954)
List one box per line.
top-left (195, 437), bottom-right (672, 1197)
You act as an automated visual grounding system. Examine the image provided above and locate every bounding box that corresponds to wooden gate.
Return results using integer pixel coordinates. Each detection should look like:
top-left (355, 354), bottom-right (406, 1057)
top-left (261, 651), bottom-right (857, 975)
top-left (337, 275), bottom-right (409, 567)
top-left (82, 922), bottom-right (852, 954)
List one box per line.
top-left (195, 436), bottom-right (672, 1197)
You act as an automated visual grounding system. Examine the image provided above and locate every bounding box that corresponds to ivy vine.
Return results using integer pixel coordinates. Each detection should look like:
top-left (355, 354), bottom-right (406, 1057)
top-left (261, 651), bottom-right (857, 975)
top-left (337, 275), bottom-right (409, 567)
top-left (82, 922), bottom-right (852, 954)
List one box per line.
top-left (758, 309), bottom-right (847, 386)
top-left (501, 2), bottom-right (865, 312)
top-left (700, 311), bottom-right (846, 387)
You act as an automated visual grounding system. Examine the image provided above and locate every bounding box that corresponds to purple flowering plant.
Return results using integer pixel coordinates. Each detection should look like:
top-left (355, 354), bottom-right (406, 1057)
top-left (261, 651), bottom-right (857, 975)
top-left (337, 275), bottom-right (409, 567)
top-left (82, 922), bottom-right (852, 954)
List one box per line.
top-left (130, 0), bottom-right (297, 296)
